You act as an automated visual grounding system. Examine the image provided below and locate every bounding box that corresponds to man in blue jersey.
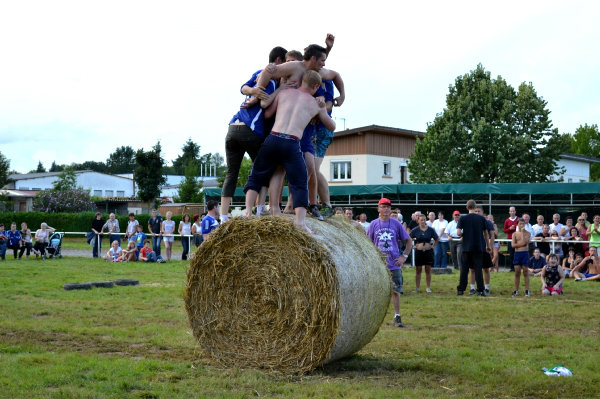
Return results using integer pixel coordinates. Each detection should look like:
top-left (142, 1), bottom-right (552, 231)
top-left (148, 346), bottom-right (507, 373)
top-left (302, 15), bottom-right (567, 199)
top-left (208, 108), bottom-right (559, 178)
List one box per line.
top-left (220, 47), bottom-right (287, 222)
top-left (244, 70), bottom-right (336, 233)
top-left (201, 200), bottom-right (220, 241)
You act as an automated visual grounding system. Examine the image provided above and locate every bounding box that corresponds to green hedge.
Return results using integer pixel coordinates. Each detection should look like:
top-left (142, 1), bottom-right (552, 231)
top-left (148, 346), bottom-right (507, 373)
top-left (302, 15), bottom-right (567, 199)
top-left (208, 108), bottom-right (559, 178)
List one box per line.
top-left (0, 212), bottom-right (183, 233)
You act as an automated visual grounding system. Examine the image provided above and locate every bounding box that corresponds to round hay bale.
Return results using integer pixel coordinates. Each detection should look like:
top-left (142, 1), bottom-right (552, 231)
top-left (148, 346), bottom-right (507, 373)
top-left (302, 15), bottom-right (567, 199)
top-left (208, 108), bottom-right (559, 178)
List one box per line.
top-left (184, 215), bottom-right (391, 374)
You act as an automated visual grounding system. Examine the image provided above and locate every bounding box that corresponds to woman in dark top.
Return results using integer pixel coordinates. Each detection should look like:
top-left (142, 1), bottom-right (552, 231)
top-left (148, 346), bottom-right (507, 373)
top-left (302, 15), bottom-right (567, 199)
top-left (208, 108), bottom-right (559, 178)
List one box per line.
top-left (563, 227), bottom-right (584, 256)
top-left (91, 212), bottom-right (105, 258)
top-left (410, 214), bottom-right (439, 293)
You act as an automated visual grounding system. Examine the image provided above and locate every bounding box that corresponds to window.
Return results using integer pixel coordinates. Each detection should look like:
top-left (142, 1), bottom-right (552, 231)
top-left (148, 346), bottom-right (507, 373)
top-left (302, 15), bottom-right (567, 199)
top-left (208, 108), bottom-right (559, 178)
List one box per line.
top-left (117, 190), bottom-right (125, 197)
top-left (568, 178), bottom-right (573, 183)
top-left (105, 190), bottom-right (114, 197)
top-left (382, 161), bottom-right (391, 177)
top-left (331, 161), bottom-right (351, 181)
top-left (93, 190), bottom-right (102, 197)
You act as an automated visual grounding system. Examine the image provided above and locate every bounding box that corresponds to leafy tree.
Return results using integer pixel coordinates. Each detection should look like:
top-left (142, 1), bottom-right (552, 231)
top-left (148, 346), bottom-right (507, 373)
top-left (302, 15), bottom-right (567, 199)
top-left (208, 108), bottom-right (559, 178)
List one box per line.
top-left (218, 156), bottom-right (252, 188)
top-left (35, 161), bottom-right (46, 173)
top-left (49, 161), bottom-right (63, 172)
top-left (175, 160), bottom-right (204, 203)
top-left (408, 64), bottom-right (566, 183)
top-left (569, 124), bottom-right (600, 181)
top-left (172, 139), bottom-right (201, 175)
top-left (106, 146), bottom-right (136, 174)
top-left (52, 167), bottom-right (78, 191)
top-left (134, 142), bottom-right (166, 203)
top-left (0, 151), bottom-right (9, 188)
top-left (71, 160), bottom-right (108, 173)
top-left (199, 152), bottom-right (226, 177)
top-left (33, 189), bottom-right (95, 213)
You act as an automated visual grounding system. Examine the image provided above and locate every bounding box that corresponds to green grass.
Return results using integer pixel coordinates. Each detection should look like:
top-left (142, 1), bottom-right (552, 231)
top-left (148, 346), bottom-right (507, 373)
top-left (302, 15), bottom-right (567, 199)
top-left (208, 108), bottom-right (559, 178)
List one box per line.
top-left (1, 257), bottom-right (599, 398)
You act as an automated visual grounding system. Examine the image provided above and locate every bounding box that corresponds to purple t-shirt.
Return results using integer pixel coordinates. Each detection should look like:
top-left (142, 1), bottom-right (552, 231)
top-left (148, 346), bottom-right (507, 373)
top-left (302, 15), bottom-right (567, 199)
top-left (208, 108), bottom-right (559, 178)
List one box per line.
top-left (367, 218), bottom-right (410, 271)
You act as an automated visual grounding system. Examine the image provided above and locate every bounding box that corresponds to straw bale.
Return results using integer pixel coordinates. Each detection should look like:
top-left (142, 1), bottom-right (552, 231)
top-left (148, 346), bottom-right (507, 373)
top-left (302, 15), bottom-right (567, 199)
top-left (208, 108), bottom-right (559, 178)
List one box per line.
top-left (184, 215), bottom-right (390, 374)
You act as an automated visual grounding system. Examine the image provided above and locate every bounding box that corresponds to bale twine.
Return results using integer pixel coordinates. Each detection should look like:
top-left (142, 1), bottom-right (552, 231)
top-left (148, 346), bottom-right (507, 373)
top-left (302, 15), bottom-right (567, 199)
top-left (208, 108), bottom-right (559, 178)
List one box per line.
top-left (184, 215), bottom-right (391, 374)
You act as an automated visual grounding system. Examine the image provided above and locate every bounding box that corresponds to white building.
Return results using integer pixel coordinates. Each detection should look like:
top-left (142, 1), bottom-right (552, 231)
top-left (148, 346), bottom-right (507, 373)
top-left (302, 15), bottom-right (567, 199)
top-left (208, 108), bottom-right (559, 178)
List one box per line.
top-left (554, 153), bottom-right (599, 182)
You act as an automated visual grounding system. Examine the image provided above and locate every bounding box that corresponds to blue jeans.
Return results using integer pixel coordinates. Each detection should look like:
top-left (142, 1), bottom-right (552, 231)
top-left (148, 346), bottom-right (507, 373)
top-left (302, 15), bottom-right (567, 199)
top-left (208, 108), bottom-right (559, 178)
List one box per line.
top-left (145, 252), bottom-right (164, 263)
top-left (92, 235), bottom-right (102, 258)
top-left (0, 241), bottom-right (6, 260)
top-left (152, 235), bottom-right (162, 257)
top-left (181, 236), bottom-right (190, 260)
top-left (434, 241), bottom-right (449, 268)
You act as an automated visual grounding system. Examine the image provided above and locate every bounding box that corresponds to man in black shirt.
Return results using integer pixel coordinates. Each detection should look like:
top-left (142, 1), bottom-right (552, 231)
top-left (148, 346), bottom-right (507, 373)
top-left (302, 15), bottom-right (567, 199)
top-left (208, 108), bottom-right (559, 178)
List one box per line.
top-left (147, 209), bottom-right (163, 257)
top-left (456, 200), bottom-right (491, 296)
top-left (91, 212), bottom-right (105, 258)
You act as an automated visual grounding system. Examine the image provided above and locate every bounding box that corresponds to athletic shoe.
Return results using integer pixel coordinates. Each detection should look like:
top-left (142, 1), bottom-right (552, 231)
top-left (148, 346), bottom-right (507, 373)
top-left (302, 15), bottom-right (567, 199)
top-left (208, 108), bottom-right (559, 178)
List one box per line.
top-left (309, 205), bottom-right (324, 221)
top-left (484, 288), bottom-right (490, 295)
top-left (525, 290), bottom-right (530, 297)
top-left (320, 206), bottom-right (333, 218)
top-left (477, 291), bottom-right (486, 297)
top-left (469, 289), bottom-right (476, 295)
top-left (457, 290), bottom-right (464, 296)
top-left (413, 288), bottom-right (420, 293)
top-left (426, 287), bottom-right (432, 293)
top-left (575, 277), bottom-right (586, 281)
top-left (393, 315), bottom-right (404, 328)
top-left (512, 290), bottom-right (519, 297)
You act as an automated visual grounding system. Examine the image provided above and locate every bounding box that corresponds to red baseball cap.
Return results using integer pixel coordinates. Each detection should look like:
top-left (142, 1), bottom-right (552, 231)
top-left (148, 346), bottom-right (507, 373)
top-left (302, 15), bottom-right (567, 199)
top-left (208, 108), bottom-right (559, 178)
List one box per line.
top-left (378, 198), bottom-right (392, 206)
top-left (453, 210), bottom-right (460, 215)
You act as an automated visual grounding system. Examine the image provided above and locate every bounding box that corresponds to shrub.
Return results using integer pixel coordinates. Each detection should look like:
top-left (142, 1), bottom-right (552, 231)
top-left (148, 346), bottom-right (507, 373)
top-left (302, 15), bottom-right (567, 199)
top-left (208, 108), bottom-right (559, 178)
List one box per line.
top-left (33, 189), bottom-right (96, 213)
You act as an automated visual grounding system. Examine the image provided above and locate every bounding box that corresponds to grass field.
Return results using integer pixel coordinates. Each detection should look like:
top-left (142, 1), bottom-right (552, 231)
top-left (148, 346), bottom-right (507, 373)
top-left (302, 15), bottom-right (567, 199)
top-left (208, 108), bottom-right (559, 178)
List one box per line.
top-left (1, 256), bottom-right (599, 398)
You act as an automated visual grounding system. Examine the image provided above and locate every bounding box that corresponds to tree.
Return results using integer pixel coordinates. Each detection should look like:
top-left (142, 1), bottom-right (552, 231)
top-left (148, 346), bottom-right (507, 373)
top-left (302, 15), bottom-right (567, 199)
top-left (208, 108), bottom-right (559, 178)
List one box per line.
top-left (218, 156), bottom-right (252, 188)
top-left (0, 151), bottom-right (9, 188)
top-left (199, 152), bottom-right (226, 177)
top-left (36, 161), bottom-right (46, 173)
top-left (569, 124), bottom-right (600, 181)
top-left (175, 160), bottom-right (204, 203)
top-left (134, 142), bottom-right (166, 204)
top-left (408, 64), bottom-right (566, 183)
top-left (106, 146), bottom-right (136, 174)
top-left (172, 139), bottom-right (201, 175)
top-left (49, 161), bottom-right (63, 172)
top-left (52, 167), bottom-right (78, 191)
top-left (71, 161), bottom-right (108, 173)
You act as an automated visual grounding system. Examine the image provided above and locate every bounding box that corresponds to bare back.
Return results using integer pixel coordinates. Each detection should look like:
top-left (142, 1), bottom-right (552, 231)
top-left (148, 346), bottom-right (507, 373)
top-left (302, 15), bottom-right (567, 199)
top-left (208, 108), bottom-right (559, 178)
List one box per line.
top-left (271, 88), bottom-right (320, 138)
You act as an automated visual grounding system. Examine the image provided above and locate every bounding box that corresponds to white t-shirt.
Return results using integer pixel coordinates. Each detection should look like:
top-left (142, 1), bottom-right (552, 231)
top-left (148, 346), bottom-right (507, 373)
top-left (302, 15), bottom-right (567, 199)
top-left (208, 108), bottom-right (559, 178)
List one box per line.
top-left (432, 219), bottom-right (449, 242)
top-left (180, 221), bottom-right (192, 236)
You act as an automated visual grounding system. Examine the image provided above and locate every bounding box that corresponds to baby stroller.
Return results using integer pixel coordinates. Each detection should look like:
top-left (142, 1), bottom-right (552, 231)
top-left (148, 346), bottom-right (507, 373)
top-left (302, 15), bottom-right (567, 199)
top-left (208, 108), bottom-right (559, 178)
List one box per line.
top-left (45, 232), bottom-right (64, 259)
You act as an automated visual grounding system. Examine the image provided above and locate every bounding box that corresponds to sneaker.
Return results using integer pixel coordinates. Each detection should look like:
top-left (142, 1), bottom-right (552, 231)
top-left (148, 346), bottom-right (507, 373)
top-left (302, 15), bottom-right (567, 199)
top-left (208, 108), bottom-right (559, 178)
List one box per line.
top-left (525, 290), bottom-right (530, 297)
top-left (484, 288), bottom-right (490, 295)
top-left (477, 291), bottom-right (486, 297)
top-left (413, 288), bottom-right (420, 293)
top-left (512, 290), bottom-right (519, 297)
top-left (309, 205), bottom-right (324, 221)
top-left (469, 289), bottom-right (476, 295)
top-left (320, 206), bottom-right (333, 218)
top-left (426, 287), bottom-right (432, 293)
top-left (575, 277), bottom-right (586, 281)
top-left (393, 315), bottom-right (404, 327)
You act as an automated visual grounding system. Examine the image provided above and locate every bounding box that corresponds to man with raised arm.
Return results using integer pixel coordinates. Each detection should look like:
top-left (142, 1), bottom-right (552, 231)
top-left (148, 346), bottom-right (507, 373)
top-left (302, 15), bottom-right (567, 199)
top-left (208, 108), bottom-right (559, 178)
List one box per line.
top-left (243, 70), bottom-right (336, 233)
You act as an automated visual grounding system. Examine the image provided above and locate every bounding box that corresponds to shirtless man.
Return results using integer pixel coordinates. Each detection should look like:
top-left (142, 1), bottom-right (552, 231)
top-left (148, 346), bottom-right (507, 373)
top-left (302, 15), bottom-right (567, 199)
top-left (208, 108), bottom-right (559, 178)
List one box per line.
top-left (512, 218), bottom-right (531, 296)
top-left (572, 246), bottom-right (600, 281)
top-left (256, 44), bottom-right (345, 107)
top-left (243, 70), bottom-right (336, 233)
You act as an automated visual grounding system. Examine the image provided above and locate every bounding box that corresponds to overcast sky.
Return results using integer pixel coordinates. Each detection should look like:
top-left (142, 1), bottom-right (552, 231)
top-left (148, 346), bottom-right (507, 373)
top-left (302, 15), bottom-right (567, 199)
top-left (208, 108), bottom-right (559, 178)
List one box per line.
top-left (1, 1), bottom-right (599, 174)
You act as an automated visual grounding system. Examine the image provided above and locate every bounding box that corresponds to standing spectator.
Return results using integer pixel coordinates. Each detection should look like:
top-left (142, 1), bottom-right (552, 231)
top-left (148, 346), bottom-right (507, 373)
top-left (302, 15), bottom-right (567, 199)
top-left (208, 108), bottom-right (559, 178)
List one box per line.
top-left (533, 224), bottom-right (552, 256)
top-left (125, 213), bottom-right (139, 241)
top-left (426, 212), bottom-right (435, 227)
top-left (587, 214), bottom-right (600, 251)
top-left (178, 213), bottom-right (192, 260)
top-left (549, 230), bottom-right (564, 260)
top-left (367, 198), bottom-right (413, 327)
top-left (91, 212), bottom-right (104, 258)
top-left (343, 208), bottom-right (365, 231)
top-left (503, 206), bottom-right (518, 270)
top-left (18, 222), bottom-right (33, 259)
top-left (487, 214), bottom-right (500, 272)
top-left (432, 211), bottom-right (449, 268)
top-left (191, 214), bottom-right (203, 247)
top-left (561, 217), bottom-right (575, 239)
top-left (410, 214), bottom-right (438, 293)
top-left (333, 207), bottom-right (344, 216)
top-left (6, 222), bottom-right (22, 259)
top-left (468, 206), bottom-right (495, 295)
top-left (202, 201), bottom-right (221, 241)
top-left (34, 222), bottom-right (56, 259)
top-left (564, 227), bottom-right (584, 255)
top-left (580, 212), bottom-right (591, 228)
top-left (541, 254), bottom-right (565, 295)
top-left (520, 213), bottom-right (536, 255)
top-left (549, 213), bottom-right (564, 236)
top-left (406, 211), bottom-right (420, 233)
top-left (512, 218), bottom-right (531, 297)
top-left (575, 216), bottom-right (589, 252)
top-left (0, 223), bottom-right (7, 261)
top-left (358, 213), bottom-right (370, 233)
top-left (456, 200), bottom-right (491, 296)
top-left (447, 211), bottom-right (462, 270)
top-left (102, 213), bottom-right (121, 246)
top-left (147, 209), bottom-right (163, 257)
top-left (161, 211), bottom-right (176, 261)
top-left (532, 215), bottom-right (545, 237)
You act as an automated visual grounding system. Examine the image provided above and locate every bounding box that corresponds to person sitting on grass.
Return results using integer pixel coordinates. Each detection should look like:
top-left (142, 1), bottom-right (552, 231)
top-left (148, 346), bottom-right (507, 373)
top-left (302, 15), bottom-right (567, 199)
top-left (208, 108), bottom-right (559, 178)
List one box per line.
top-left (562, 248), bottom-right (581, 278)
top-left (528, 248), bottom-right (546, 276)
top-left (118, 240), bottom-right (138, 262)
top-left (139, 239), bottom-right (165, 263)
top-left (572, 246), bottom-right (600, 281)
top-left (541, 253), bottom-right (565, 295)
top-left (103, 240), bottom-right (122, 262)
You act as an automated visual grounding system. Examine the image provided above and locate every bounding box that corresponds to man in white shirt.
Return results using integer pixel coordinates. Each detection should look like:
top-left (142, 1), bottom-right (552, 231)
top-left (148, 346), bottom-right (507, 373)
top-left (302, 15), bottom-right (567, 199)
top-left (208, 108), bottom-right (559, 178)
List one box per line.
top-left (358, 213), bottom-right (370, 233)
top-left (446, 210), bottom-right (462, 270)
top-left (532, 214), bottom-right (545, 237)
top-left (432, 211), bottom-right (449, 268)
top-left (549, 213), bottom-right (564, 236)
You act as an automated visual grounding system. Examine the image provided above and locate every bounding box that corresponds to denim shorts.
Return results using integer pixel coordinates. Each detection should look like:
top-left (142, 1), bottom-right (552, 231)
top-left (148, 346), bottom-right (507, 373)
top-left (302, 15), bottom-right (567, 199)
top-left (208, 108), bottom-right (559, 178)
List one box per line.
top-left (315, 126), bottom-right (334, 158)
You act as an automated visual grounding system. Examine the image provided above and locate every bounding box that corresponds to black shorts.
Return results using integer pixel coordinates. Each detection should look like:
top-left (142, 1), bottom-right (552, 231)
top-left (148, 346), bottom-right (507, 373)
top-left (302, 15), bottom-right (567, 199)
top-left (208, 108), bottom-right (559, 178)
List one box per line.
top-left (482, 251), bottom-right (493, 269)
top-left (415, 249), bottom-right (434, 266)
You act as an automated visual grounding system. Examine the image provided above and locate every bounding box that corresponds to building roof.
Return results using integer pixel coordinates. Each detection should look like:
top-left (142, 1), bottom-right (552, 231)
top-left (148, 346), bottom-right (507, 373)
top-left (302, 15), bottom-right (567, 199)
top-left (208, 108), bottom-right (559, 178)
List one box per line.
top-left (9, 170), bottom-right (135, 183)
top-left (0, 189), bottom-right (38, 198)
top-left (560, 153), bottom-right (600, 163)
top-left (334, 124), bottom-right (425, 139)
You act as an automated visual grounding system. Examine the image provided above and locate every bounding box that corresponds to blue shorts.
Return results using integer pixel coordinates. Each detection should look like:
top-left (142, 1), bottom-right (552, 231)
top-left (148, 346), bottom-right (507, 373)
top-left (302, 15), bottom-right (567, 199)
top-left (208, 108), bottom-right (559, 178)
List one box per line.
top-left (300, 124), bottom-right (316, 155)
top-left (584, 273), bottom-right (598, 278)
top-left (390, 268), bottom-right (403, 294)
top-left (315, 125), bottom-right (334, 158)
top-left (513, 251), bottom-right (529, 266)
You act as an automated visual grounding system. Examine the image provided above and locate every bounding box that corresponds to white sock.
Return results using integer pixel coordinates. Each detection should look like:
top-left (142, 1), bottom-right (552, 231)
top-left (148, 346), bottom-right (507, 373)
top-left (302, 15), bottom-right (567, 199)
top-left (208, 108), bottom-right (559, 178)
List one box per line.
top-left (470, 284), bottom-right (475, 290)
top-left (256, 205), bottom-right (264, 215)
top-left (221, 214), bottom-right (229, 223)
top-left (485, 284), bottom-right (490, 290)
top-left (394, 313), bottom-right (400, 317)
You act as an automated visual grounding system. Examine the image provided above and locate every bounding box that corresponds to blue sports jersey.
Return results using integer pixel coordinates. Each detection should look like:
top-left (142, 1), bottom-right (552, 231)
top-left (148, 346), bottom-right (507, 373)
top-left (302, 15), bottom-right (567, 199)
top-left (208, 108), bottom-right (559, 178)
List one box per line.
top-left (230, 73), bottom-right (278, 139)
top-left (201, 215), bottom-right (219, 235)
top-left (316, 80), bottom-right (334, 131)
top-left (240, 69), bottom-right (261, 93)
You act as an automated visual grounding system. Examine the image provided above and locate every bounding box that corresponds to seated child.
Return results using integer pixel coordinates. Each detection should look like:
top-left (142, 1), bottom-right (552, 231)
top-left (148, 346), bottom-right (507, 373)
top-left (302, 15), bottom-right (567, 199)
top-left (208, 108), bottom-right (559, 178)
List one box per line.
top-left (528, 248), bottom-right (546, 276)
top-left (119, 240), bottom-right (138, 262)
top-left (139, 239), bottom-right (165, 263)
top-left (541, 253), bottom-right (565, 295)
top-left (104, 240), bottom-right (122, 261)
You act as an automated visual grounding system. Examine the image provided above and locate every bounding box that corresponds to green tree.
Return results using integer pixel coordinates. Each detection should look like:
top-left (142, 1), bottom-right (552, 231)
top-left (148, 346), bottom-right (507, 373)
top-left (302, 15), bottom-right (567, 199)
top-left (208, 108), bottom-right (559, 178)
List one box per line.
top-left (71, 161), bottom-right (108, 173)
top-left (176, 160), bottom-right (204, 203)
top-left (218, 156), bottom-right (252, 188)
top-left (49, 161), bottom-right (63, 172)
top-left (199, 152), bottom-right (226, 177)
top-left (106, 146), bottom-right (136, 174)
top-left (134, 142), bottom-right (166, 204)
top-left (35, 161), bottom-right (46, 173)
top-left (569, 124), bottom-right (600, 181)
top-left (172, 139), bottom-right (201, 175)
top-left (0, 151), bottom-right (9, 188)
top-left (52, 167), bottom-right (78, 191)
top-left (408, 64), bottom-right (566, 183)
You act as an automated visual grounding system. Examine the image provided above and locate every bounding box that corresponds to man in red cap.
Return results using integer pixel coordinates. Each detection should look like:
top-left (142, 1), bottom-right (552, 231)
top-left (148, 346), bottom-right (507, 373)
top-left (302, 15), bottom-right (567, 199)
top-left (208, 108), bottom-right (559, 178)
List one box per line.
top-left (367, 197), bottom-right (413, 327)
top-left (446, 210), bottom-right (462, 270)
